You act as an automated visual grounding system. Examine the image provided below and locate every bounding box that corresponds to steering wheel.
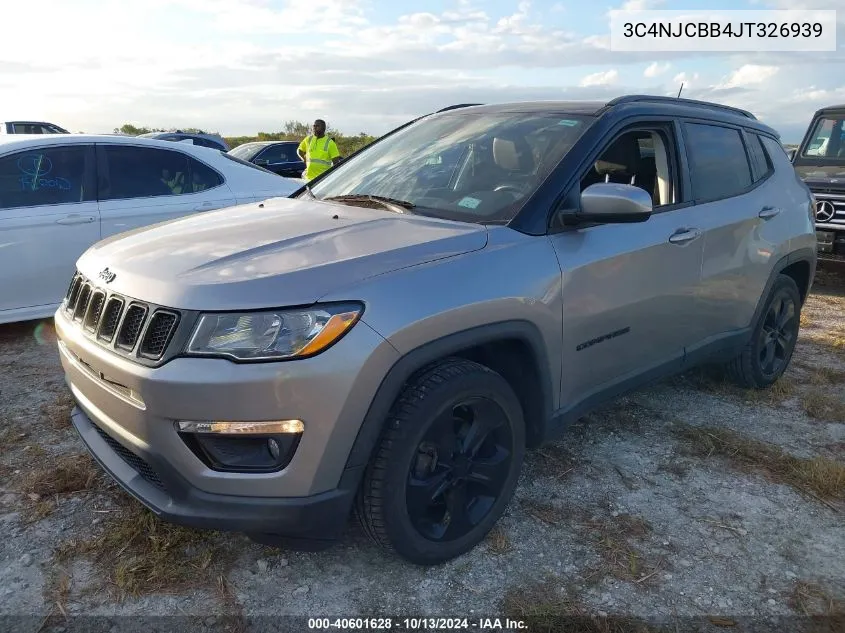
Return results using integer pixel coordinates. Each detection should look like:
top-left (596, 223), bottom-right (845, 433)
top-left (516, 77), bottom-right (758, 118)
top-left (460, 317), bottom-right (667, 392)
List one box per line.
top-left (493, 183), bottom-right (525, 198)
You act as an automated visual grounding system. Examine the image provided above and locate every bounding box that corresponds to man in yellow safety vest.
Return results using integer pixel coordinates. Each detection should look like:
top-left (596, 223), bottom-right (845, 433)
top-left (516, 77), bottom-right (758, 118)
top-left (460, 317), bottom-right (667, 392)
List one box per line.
top-left (297, 119), bottom-right (342, 180)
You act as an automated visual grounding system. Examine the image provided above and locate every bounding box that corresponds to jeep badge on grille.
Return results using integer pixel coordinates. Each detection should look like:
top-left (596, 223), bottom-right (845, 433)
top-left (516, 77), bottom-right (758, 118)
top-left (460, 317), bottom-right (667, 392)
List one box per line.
top-left (98, 267), bottom-right (116, 283)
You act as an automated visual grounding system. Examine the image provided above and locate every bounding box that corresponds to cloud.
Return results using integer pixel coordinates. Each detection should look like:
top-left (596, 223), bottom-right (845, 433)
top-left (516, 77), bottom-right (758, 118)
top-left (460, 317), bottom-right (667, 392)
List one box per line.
top-left (580, 69), bottom-right (619, 87)
top-left (672, 72), bottom-right (700, 89)
top-left (0, 0), bottom-right (838, 144)
top-left (717, 65), bottom-right (780, 89)
top-left (619, 0), bottom-right (666, 10)
top-left (644, 62), bottom-right (671, 78)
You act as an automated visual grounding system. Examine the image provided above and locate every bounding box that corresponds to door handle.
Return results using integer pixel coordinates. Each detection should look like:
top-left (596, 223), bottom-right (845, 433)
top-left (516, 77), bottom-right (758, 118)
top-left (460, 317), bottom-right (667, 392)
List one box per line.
top-left (668, 228), bottom-right (702, 244)
top-left (193, 202), bottom-right (216, 212)
top-left (758, 206), bottom-right (781, 220)
top-left (56, 214), bottom-right (96, 225)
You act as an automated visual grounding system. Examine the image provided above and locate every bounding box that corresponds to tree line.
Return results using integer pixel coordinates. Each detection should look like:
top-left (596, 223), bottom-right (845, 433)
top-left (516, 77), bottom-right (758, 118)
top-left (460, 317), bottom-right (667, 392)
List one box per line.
top-left (114, 121), bottom-right (378, 156)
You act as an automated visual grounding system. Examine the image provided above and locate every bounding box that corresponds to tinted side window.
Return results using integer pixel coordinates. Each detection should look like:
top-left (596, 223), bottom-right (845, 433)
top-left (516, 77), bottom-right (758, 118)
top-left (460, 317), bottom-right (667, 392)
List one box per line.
top-left (13, 124), bottom-right (41, 134)
top-left (189, 158), bottom-right (224, 192)
top-left (761, 136), bottom-right (791, 166)
top-left (0, 146), bottom-right (89, 209)
top-left (684, 123), bottom-right (752, 201)
top-left (746, 133), bottom-right (774, 182)
top-left (257, 144), bottom-right (297, 163)
top-left (195, 137), bottom-right (226, 150)
top-left (102, 146), bottom-right (221, 199)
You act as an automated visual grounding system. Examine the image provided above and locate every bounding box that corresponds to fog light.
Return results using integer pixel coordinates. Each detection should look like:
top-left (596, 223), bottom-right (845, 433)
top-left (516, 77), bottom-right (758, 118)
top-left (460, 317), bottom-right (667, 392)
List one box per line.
top-left (176, 419), bottom-right (304, 473)
top-left (268, 438), bottom-right (281, 461)
top-left (176, 419), bottom-right (304, 435)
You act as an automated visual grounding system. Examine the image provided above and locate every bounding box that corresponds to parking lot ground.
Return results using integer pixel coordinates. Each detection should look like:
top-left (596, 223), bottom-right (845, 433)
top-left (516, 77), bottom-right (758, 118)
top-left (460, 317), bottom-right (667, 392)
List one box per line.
top-left (1, 265), bottom-right (844, 633)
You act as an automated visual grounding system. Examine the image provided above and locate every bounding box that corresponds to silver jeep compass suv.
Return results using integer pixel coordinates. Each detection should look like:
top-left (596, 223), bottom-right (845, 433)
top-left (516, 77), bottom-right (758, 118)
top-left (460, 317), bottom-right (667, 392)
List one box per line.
top-left (56, 96), bottom-right (816, 565)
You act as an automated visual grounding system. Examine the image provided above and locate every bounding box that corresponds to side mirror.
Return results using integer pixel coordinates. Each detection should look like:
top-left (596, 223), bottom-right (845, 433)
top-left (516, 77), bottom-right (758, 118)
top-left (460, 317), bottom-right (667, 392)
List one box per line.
top-left (576, 183), bottom-right (652, 223)
top-left (786, 148), bottom-right (797, 162)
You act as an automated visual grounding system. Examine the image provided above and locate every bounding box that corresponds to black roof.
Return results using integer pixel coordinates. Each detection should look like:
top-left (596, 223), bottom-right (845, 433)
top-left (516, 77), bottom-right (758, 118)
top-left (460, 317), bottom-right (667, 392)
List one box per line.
top-left (813, 103), bottom-right (845, 115)
top-left (432, 95), bottom-right (778, 138)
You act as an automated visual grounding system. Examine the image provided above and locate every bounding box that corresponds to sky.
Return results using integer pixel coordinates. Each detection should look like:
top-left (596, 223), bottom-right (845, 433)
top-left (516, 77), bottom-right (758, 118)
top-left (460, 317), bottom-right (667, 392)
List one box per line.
top-left (1, 0), bottom-right (843, 142)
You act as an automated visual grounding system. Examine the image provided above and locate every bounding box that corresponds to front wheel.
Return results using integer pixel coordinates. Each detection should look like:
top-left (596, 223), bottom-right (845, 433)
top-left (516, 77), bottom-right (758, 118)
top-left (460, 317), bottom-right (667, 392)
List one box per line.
top-left (355, 358), bottom-right (525, 565)
top-left (725, 274), bottom-right (802, 389)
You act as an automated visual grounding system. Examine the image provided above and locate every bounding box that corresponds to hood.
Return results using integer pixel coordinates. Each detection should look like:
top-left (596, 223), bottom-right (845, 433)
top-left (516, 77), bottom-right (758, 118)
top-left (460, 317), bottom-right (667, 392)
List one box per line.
top-left (77, 197), bottom-right (488, 310)
top-left (794, 164), bottom-right (845, 189)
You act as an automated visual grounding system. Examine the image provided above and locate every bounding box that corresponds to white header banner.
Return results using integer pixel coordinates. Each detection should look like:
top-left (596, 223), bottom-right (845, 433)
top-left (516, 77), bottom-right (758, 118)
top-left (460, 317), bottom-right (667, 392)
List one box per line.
top-left (609, 10), bottom-right (837, 52)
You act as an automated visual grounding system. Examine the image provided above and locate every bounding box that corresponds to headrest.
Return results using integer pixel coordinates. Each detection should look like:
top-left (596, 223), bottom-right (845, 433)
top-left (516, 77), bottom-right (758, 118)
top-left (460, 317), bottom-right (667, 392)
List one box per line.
top-left (493, 136), bottom-right (534, 172)
top-left (493, 138), bottom-right (521, 171)
top-left (594, 136), bottom-right (641, 176)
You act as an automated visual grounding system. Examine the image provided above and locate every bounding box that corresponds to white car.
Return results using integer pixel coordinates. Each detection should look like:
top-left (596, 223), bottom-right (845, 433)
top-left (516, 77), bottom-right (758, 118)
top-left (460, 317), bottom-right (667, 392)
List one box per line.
top-left (0, 134), bottom-right (304, 325)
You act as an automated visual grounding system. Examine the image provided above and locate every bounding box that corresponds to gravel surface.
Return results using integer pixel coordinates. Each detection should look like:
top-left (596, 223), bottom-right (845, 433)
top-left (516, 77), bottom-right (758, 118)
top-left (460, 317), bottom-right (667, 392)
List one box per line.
top-left (1, 265), bottom-right (844, 633)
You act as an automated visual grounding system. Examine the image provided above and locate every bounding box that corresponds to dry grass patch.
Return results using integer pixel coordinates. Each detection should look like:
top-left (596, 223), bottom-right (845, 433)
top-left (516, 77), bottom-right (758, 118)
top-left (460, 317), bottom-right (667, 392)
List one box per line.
top-left (673, 423), bottom-right (845, 505)
top-left (804, 366), bottom-right (845, 385)
top-left (22, 454), bottom-right (100, 497)
top-left (521, 499), bottom-right (663, 586)
top-left (522, 499), bottom-right (569, 526)
top-left (579, 514), bottom-right (663, 585)
top-left (55, 499), bottom-right (233, 599)
top-left (675, 368), bottom-right (798, 406)
top-left (790, 581), bottom-right (844, 616)
top-left (40, 390), bottom-right (75, 430)
top-left (534, 445), bottom-right (578, 479)
top-left (486, 525), bottom-right (512, 554)
top-left (502, 578), bottom-right (663, 632)
top-left (801, 390), bottom-right (845, 422)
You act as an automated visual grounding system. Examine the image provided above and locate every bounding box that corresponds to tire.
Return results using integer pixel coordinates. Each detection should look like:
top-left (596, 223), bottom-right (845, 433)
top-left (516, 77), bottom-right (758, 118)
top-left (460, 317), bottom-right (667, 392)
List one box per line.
top-left (725, 274), bottom-right (802, 389)
top-left (355, 357), bottom-right (525, 565)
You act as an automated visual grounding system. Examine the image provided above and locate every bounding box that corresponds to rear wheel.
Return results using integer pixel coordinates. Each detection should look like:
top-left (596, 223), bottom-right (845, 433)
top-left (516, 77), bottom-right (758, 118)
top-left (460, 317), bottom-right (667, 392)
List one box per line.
top-left (725, 274), bottom-right (801, 389)
top-left (355, 358), bottom-right (525, 565)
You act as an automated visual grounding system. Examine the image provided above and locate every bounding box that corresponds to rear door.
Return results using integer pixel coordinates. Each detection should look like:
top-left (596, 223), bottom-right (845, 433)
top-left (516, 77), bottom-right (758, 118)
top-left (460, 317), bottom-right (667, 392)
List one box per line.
top-left (96, 144), bottom-right (236, 238)
top-left (681, 121), bottom-right (785, 345)
top-left (0, 143), bottom-right (99, 314)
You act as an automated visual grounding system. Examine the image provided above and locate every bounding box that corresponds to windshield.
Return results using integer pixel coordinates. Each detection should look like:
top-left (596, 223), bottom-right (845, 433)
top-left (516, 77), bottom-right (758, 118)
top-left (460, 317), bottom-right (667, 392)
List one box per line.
top-left (228, 143), bottom-right (264, 161)
top-left (307, 111), bottom-right (593, 223)
top-left (800, 116), bottom-right (845, 161)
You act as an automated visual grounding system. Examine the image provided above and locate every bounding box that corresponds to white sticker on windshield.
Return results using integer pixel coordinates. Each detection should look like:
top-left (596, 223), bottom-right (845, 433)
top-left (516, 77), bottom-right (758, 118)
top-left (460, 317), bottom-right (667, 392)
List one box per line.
top-left (558, 119), bottom-right (580, 127)
top-left (458, 196), bottom-right (481, 209)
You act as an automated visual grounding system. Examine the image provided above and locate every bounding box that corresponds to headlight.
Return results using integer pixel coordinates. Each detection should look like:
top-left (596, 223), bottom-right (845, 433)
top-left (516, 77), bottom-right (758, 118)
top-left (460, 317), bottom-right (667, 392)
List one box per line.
top-left (185, 303), bottom-right (363, 361)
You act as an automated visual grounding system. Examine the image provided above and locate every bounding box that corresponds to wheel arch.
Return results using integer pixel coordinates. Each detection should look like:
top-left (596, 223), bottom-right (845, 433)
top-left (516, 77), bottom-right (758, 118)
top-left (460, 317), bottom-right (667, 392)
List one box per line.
top-left (749, 248), bottom-right (816, 329)
top-left (343, 321), bottom-right (555, 474)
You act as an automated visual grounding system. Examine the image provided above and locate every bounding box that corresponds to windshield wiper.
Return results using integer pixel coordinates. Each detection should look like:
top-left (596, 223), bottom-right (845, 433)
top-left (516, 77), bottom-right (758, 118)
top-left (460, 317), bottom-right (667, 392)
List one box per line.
top-left (323, 194), bottom-right (415, 213)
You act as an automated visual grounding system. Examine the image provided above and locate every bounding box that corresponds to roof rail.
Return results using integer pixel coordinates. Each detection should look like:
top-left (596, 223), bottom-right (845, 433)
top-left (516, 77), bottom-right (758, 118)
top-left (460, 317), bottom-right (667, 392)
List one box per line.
top-left (436, 103), bottom-right (483, 113)
top-left (605, 95), bottom-right (756, 120)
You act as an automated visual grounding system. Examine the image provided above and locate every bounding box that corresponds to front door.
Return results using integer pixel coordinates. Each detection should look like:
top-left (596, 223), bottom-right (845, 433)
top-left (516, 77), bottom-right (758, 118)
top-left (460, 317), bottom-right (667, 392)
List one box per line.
top-left (547, 123), bottom-right (704, 409)
top-left (0, 144), bottom-right (99, 315)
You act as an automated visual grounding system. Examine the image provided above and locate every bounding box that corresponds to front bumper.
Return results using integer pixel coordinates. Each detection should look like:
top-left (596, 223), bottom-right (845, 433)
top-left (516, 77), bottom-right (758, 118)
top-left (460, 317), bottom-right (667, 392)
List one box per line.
top-left (55, 305), bottom-right (399, 539)
top-left (816, 228), bottom-right (845, 261)
top-left (71, 405), bottom-right (359, 541)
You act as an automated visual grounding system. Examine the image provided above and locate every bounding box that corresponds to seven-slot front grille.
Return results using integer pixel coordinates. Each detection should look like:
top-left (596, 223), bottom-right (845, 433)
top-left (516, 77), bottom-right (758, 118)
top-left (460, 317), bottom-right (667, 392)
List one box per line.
top-left (62, 272), bottom-right (181, 361)
top-left (140, 311), bottom-right (180, 359)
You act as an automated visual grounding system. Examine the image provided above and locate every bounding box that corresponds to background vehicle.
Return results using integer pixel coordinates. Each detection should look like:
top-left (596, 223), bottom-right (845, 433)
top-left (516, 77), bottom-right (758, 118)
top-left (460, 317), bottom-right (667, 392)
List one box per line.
top-left (791, 104), bottom-right (845, 261)
top-left (1, 120), bottom-right (69, 134)
top-left (228, 141), bottom-right (305, 178)
top-left (0, 134), bottom-right (302, 325)
top-left (56, 97), bottom-right (815, 565)
top-left (138, 130), bottom-right (230, 151)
